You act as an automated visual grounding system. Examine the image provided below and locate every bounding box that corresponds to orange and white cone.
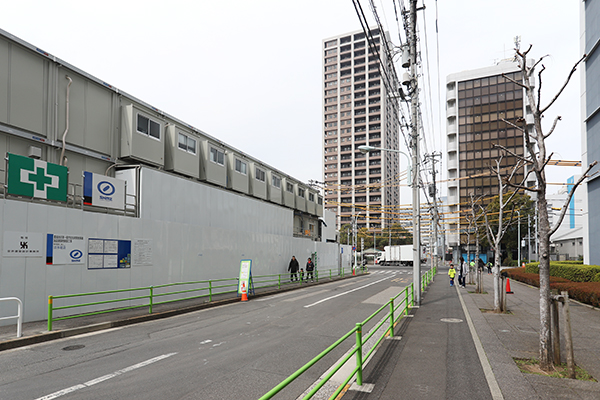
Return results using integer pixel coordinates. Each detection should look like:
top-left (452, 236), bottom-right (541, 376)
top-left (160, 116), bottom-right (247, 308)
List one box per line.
top-left (241, 282), bottom-right (248, 302)
top-left (506, 278), bottom-right (514, 294)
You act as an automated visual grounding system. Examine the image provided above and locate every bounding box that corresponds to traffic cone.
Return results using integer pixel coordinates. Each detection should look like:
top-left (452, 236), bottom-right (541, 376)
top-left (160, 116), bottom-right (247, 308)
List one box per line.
top-left (506, 278), bottom-right (514, 294)
top-left (241, 282), bottom-right (248, 302)
top-left (522, 262), bottom-right (525, 268)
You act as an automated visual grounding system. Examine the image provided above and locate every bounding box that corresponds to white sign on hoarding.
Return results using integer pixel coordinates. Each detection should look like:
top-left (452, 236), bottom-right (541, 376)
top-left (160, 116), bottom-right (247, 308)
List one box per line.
top-left (132, 239), bottom-right (153, 266)
top-left (83, 172), bottom-right (125, 210)
top-left (3, 231), bottom-right (44, 257)
top-left (46, 234), bottom-right (85, 265)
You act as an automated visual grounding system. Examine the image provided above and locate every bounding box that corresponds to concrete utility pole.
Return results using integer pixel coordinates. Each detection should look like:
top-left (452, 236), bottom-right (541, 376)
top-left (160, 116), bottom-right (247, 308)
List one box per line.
top-left (409, 0), bottom-right (421, 306)
top-left (426, 152), bottom-right (442, 275)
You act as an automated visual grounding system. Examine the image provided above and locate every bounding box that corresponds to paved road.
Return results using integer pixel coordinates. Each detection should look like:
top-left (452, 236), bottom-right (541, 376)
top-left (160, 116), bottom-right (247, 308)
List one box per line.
top-left (0, 268), bottom-right (414, 400)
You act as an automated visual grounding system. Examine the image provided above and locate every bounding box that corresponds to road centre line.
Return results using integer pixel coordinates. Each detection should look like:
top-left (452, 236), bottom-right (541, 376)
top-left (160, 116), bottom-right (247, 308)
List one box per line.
top-left (35, 353), bottom-right (177, 400)
top-left (304, 276), bottom-right (394, 308)
top-left (338, 278), bottom-right (369, 288)
top-left (284, 289), bottom-right (329, 301)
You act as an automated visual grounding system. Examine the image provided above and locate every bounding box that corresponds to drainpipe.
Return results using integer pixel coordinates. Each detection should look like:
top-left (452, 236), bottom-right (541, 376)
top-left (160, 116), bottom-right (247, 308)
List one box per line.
top-left (60, 75), bottom-right (73, 166)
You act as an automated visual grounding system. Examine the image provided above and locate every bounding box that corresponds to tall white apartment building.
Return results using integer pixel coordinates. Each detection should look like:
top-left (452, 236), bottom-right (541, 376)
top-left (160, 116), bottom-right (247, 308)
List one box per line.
top-left (322, 28), bottom-right (400, 231)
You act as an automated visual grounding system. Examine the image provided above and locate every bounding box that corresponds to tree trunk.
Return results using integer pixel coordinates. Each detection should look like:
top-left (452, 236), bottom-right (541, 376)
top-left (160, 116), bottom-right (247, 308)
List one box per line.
top-left (493, 242), bottom-right (502, 312)
top-left (538, 190), bottom-right (553, 370)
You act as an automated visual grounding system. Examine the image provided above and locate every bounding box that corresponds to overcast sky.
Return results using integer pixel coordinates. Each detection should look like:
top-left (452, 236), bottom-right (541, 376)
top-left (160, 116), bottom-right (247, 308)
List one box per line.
top-left (0, 0), bottom-right (583, 199)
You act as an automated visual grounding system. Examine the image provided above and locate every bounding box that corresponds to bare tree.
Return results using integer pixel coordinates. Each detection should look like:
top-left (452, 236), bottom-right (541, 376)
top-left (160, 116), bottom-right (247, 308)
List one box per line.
top-left (466, 193), bottom-right (485, 289)
top-left (481, 155), bottom-right (524, 312)
top-left (503, 46), bottom-right (596, 370)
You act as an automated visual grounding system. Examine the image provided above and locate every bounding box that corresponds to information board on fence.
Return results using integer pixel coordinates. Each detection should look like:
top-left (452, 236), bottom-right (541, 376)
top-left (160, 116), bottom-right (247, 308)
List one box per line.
top-left (132, 238), bottom-right (153, 266)
top-left (88, 238), bottom-right (131, 269)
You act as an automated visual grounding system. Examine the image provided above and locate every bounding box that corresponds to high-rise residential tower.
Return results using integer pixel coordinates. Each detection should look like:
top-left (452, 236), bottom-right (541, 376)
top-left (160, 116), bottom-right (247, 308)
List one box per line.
top-left (322, 28), bottom-right (400, 231)
top-left (445, 60), bottom-right (535, 257)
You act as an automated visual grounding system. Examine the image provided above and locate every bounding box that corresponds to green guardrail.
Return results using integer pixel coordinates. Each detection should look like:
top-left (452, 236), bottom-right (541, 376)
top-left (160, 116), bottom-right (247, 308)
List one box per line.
top-left (258, 265), bottom-right (437, 400)
top-left (47, 266), bottom-right (369, 331)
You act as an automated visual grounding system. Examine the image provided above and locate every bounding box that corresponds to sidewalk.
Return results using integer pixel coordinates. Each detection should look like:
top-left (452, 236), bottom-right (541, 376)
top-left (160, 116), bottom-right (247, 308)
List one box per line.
top-left (344, 268), bottom-right (600, 399)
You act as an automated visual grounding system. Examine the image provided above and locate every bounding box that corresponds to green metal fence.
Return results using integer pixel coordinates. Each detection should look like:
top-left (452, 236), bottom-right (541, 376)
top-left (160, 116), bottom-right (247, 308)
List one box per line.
top-left (47, 266), bottom-right (369, 331)
top-left (258, 265), bottom-right (437, 400)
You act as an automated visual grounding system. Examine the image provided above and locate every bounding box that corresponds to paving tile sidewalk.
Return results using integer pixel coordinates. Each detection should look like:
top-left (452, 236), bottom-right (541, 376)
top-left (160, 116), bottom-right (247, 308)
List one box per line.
top-left (344, 268), bottom-right (600, 400)
top-left (344, 268), bottom-right (494, 400)
top-left (464, 271), bottom-right (600, 399)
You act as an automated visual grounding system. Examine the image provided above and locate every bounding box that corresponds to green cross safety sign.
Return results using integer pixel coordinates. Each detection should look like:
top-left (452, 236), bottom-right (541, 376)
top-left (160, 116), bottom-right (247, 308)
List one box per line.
top-left (7, 153), bottom-right (68, 202)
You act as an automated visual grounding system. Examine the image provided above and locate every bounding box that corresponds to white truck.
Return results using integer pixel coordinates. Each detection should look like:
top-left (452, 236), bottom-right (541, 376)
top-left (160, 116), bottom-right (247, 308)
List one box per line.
top-left (377, 245), bottom-right (413, 266)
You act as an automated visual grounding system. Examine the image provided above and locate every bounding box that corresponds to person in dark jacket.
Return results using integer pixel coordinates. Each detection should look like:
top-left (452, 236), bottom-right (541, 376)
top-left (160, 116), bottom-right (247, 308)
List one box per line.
top-left (288, 256), bottom-right (299, 281)
top-left (306, 257), bottom-right (315, 282)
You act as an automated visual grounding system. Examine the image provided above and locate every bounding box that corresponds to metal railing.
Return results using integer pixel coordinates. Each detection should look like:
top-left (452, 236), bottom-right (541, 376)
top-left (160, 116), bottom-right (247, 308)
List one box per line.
top-left (0, 297), bottom-right (23, 338)
top-left (258, 265), bottom-right (436, 400)
top-left (47, 266), bottom-right (368, 331)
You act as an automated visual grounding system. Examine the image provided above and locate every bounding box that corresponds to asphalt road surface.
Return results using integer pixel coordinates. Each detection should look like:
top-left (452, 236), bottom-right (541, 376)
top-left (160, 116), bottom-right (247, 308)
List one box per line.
top-left (0, 267), bottom-right (417, 400)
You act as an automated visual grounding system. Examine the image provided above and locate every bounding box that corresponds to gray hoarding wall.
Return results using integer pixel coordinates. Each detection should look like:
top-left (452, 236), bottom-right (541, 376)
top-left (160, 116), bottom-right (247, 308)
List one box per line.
top-left (0, 168), bottom-right (346, 324)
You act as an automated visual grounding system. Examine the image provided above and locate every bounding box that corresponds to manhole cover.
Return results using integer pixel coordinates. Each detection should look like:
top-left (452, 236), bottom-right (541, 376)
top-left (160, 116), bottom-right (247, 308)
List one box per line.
top-left (440, 318), bottom-right (463, 323)
top-left (62, 345), bottom-right (85, 351)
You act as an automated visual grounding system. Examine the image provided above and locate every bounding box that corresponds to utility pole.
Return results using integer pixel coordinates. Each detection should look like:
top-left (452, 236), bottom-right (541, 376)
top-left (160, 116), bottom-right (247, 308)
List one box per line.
top-left (408, 0), bottom-right (421, 306)
top-left (426, 152), bottom-right (442, 275)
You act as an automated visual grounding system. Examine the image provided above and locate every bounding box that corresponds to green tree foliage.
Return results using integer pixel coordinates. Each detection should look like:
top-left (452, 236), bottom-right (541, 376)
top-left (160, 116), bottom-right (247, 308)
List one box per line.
top-left (480, 193), bottom-right (535, 254)
top-left (338, 223), bottom-right (412, 250)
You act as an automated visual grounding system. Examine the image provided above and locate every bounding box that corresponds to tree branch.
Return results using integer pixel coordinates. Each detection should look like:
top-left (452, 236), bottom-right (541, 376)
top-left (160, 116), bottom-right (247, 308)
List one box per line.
top-left (543, 116), bottom-right (562, 140)
top-left (540, 53), bottom-right (586, 114)
top-left (504, 179), bottom-right (540, 193)
top-left (537, 64), bottom-right (546, 114)
top-left (493, 142), bottom-right (532, 164)
top-left (548, 161), bottom-right (598, 237)
top-left (502, 73), bottom-right (527, 89)
top-left (501, 117), bottom-right (525, 132)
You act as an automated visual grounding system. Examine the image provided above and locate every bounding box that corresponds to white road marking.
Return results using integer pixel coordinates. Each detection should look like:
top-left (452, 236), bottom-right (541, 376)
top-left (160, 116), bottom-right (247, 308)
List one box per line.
top-left (35, 353), bottom-right (177, 400)
top-left (456, 286), bottom-right (504, 399)
top-left (199, 339), bottom-right (212, 345)
top-left (283, 289), bottom-right (329, 301)
top-left (257, 291), bottom-right (302, 301)
top-left (303, 276), bottom-right (394, 308)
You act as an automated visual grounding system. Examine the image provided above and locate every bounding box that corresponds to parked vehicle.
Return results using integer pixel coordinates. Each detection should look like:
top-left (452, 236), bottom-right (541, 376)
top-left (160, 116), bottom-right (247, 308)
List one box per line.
top-left (377, 245), bottom-right (413, 266)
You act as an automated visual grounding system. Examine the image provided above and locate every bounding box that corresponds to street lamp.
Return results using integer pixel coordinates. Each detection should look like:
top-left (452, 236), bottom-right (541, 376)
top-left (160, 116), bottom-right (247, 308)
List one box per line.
top-left (358, 145), bottom-right (411, 183)
top-left (358, 145), bottom-right (420, 304)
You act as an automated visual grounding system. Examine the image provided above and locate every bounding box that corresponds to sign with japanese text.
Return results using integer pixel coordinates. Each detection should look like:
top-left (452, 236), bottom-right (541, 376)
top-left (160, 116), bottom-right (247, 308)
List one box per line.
top-left (46, 234), bottom-right (85, 265)
top-left (238, 259), bottom-right (252, 294)
top-left (3, 231), bottom-right (44, 257)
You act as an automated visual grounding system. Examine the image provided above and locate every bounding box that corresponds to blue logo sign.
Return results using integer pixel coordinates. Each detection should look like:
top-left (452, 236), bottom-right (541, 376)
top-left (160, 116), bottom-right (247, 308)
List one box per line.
top-left (98, 181), bottom-right (115, 196)
top-left (70, 249), bottom-right (83, 260)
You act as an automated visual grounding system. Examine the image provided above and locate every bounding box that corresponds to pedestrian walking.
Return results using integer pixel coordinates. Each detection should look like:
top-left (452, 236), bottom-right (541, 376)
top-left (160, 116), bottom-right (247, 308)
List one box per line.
top-left (306, 257), bottom-right (315, 282)
top-left (288, 256), bottom-right (299, 281)
top-left (448, 264), bottom-right (456, 287)
top-left (487, 261), bottom-right (493, 274)
top-left (458, 257), bottom-right (468, 288)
